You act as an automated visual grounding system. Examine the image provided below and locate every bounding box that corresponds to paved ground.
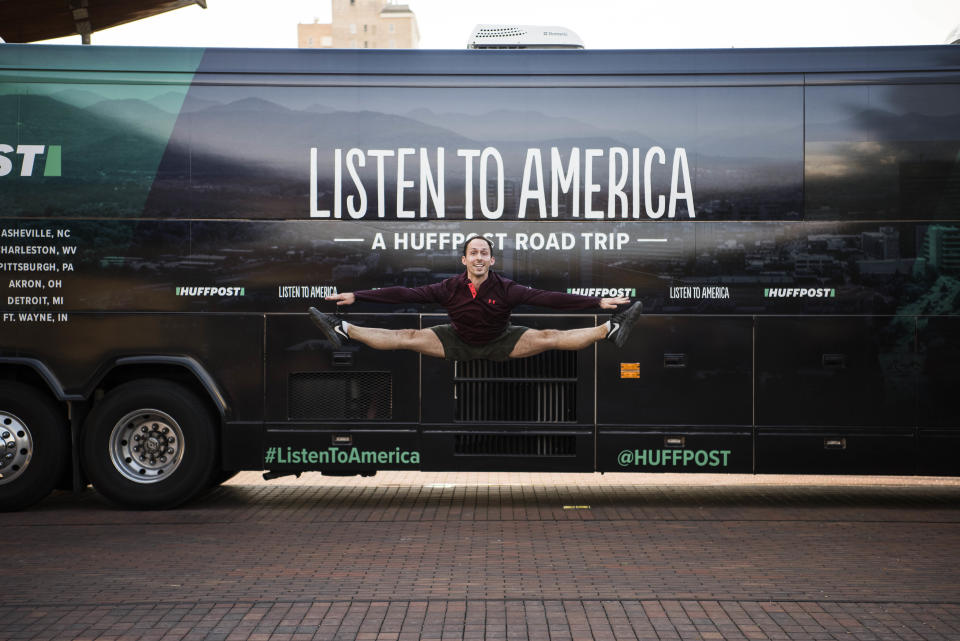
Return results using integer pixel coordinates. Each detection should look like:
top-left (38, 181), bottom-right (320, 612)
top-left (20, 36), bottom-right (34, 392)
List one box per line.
top-left (4, 472), bottom-right (960, 640)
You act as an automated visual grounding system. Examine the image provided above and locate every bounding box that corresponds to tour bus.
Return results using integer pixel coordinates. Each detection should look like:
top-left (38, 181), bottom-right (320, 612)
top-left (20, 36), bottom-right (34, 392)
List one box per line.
top-left (1, 43), bottom-right (958, 510)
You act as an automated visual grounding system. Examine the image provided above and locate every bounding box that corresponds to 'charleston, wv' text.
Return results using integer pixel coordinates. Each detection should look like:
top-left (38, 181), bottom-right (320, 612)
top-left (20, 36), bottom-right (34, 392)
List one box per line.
top-left (309, 146), bottom-right (695, 221)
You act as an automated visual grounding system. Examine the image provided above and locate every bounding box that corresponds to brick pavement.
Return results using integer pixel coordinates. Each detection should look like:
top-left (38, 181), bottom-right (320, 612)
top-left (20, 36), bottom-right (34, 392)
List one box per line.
top-left (3, 472), bottom-right (960, 640)
top-left (7, 600), bottom-right (960, 641)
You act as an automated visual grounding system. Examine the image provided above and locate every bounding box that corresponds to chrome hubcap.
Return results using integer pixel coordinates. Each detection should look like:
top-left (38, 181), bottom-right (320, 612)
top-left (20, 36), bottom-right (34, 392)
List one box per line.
top-left (0, 411), bottom-right (33, 485)
top-left (109, 409), bottom-right (184, 483)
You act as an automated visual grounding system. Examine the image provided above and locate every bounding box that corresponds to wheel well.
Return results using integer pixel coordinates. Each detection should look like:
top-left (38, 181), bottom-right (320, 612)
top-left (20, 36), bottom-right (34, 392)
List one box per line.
top-left (0, 366), bottom-right (68, 419)
top-left (93, 364), bottom-right (224, 422)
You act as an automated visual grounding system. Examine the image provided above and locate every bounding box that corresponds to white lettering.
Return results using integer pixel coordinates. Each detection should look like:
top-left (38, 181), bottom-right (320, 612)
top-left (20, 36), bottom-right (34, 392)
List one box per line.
top-left (419, 147), bottom-right (444, 218)
top-left (609, 147), bottom-right (629, 218)
top-left (644, 146), bottom-right (666, 219)
top-left (457, 148), bottom-right (480, 219)
top-left (334, 148), bottom-right (343, 218)
top-left (309, 148), bottom-right (330, 218)
top-left (518, 148), bottom-right (547, 218)
top-left (306, 146), bottom-right (696, 221)
top-left (479, 147), bottom-right (503, 220)
top-left (669, 147), bottom-right (695, 218)
top-left (551, 147), bottom-right (580, 218)
top-left (16, 145), bottom-right (45, 177)
top-left (584, 148), bottom-right (603, 219)
top-left (0, 144), bottom-right (12, 177)
top-left (345, 148), bottom-right (367, 219)
top-left (396, 147), bottom-right (415, 218)
top-left (368, 149), bottom-right (394, 218)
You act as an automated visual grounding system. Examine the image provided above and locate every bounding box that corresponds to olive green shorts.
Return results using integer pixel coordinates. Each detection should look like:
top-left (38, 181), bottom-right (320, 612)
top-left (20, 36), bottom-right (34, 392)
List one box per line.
top-left (429, 324), bottom-right (529, 361)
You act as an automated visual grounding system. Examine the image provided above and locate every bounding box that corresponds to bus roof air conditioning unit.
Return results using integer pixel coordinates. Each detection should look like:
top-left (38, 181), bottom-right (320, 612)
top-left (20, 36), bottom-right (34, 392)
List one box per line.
top-left (467, 25), bottom-right (584, 49)
top-left (947, 24), bottom-right (960, 44)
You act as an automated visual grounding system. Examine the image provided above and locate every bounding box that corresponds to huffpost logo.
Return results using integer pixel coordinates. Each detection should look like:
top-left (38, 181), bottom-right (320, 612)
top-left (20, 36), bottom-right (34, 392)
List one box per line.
top-left (764, 288), bottom-right (835, 298)
top-left (567, 287), bottom-right (637, 297)
top-left (176, 286), bottom-right (246, 297)
top-left (618, 449), bottom-right (731, 468)
top-left (0, 144), bottom-right (62, 177)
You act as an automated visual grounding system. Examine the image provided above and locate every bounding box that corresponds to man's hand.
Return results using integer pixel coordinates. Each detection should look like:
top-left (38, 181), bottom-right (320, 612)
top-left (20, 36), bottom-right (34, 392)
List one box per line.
top-left (325, 292), bottom-right (356, 306)
top-left (599, 296), bottom-right (630, 309)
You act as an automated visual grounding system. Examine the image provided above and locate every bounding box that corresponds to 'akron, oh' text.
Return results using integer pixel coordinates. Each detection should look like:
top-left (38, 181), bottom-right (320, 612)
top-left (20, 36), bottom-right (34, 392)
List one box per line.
top-left (309, 146), bottom-right (695, 220)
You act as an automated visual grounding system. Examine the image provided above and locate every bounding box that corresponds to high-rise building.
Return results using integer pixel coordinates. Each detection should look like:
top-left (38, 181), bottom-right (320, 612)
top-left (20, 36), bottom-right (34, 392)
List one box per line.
top-left (922, 225), bottom-right (960, 274)
top-left (861, 227), bottom-right (900, 260)
top-left (298, 0), bottom-right (419, 49)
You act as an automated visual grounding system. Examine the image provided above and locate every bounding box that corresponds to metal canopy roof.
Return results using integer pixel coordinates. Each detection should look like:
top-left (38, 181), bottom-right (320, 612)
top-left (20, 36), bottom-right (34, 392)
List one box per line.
top-left (0, 0), bottom-right (205, 44)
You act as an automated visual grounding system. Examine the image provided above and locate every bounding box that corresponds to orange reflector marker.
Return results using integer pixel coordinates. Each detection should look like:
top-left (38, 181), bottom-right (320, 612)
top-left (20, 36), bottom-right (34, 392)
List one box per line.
top-left (620, 362), bottom-right (640, 379)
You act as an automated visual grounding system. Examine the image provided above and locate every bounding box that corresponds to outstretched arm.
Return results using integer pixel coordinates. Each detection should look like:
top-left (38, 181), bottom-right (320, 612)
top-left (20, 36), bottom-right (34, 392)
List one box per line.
top-left (325, 292), bottom-right (356, 306)
top-left (327, 281), bottom-right (451, 307)
top-left (599, 296), bottom-right (630, 309)
top-left (507, 282), bottom-right (629, 311)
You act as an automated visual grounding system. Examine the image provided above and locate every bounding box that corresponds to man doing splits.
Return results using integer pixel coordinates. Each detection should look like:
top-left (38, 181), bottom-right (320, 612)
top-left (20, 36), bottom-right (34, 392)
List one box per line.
top-left (309, 235), bottom-right (643, 361)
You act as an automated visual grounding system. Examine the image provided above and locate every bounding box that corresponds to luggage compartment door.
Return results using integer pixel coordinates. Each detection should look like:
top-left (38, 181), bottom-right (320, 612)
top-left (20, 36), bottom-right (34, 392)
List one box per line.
top-left (756, 316), bottom-right (916, 474)
top-left (262, 312), bottom-right (422, 472)
top-left (596, 315), bottom-right (754, 473)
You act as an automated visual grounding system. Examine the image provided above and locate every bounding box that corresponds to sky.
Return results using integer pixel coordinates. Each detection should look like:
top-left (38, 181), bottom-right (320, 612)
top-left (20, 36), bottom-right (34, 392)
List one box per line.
top-left (37, 0), bottom-right (960, 49)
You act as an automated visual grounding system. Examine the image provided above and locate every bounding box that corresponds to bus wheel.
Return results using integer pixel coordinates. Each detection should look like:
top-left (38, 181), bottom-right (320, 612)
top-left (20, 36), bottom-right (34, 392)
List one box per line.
top-left (83, 380), bottom-right (217, 509)
top-left (0, 382), bottom-right (68, 512)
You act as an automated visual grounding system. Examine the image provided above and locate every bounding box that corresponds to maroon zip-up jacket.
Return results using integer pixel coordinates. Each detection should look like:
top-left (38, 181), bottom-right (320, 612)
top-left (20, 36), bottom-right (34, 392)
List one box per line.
top-left (354, 272), bottom-right (601, 345)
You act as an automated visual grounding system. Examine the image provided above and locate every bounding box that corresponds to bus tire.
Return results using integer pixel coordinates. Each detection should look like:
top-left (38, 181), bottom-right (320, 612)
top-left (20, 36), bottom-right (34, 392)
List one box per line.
top-left (83, 379), bottom-right (217, 509)
top-left (0, 382), bottom-right (69, 512)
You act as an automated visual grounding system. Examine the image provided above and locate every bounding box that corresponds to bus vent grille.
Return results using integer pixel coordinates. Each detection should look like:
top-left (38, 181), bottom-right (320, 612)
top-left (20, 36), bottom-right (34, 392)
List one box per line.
top-left (288, 372), bottom-right (392, 420)
top-left (454, 433), bottom-right (576, 457)
top-left (454, 351), bottom-right (577, 422)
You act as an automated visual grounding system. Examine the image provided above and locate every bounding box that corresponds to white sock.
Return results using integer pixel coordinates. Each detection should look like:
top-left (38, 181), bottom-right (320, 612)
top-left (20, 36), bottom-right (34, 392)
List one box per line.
top-left (341, 320), bottom-right (353, 337)
top-left (603, 320), bottom-right (613, 334)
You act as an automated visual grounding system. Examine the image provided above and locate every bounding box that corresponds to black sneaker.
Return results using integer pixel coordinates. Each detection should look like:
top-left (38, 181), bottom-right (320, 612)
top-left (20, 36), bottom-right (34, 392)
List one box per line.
top-left (308, 307), bottom-right (349, 347)
top-left (606, 301), bottom-right (643, 347)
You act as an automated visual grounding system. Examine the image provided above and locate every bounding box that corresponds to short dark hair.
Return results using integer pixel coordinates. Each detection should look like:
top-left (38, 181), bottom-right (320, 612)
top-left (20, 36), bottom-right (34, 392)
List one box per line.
top-left (461, 235), bottom-right (494, 256)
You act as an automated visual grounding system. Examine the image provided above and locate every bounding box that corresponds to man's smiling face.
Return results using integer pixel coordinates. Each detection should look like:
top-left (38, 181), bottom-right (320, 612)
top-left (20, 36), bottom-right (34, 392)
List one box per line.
top-left (461, 237), bottom-right (495, 280)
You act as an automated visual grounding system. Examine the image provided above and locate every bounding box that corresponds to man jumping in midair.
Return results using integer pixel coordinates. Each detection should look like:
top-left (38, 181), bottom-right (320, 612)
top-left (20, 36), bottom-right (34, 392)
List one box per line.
top-left (308, 235), bottom-right (643, 361)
